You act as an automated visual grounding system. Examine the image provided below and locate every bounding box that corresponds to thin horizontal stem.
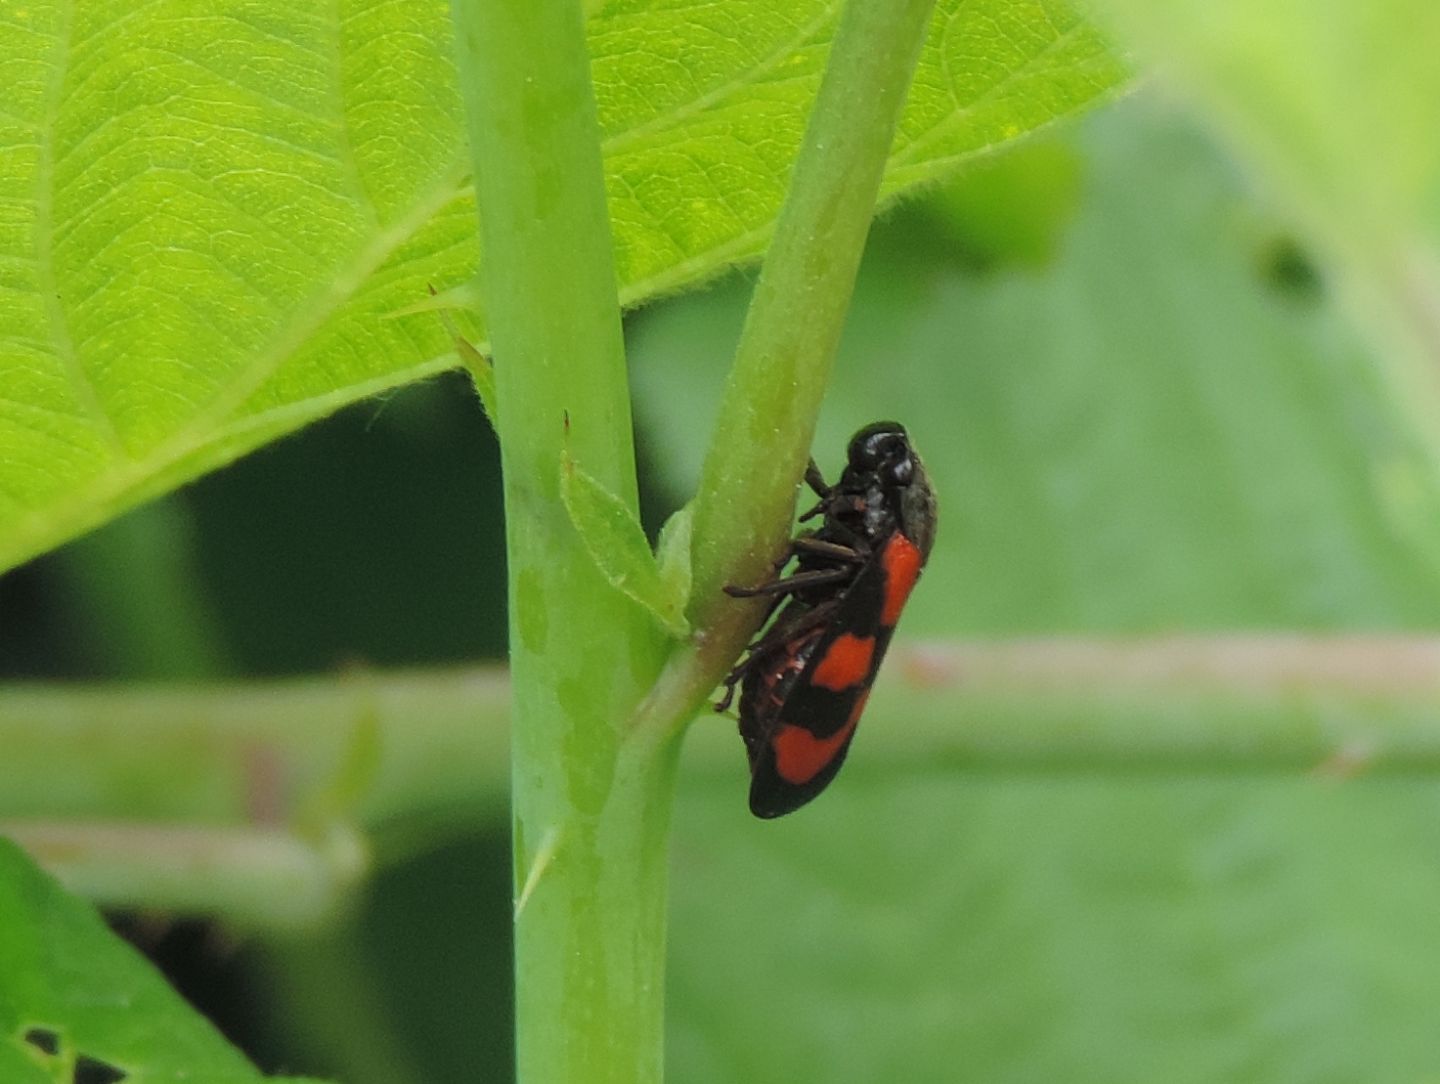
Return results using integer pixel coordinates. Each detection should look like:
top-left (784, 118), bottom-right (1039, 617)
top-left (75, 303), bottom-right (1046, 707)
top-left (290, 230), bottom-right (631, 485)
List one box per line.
top-left (0, 668), bottom-right (508, 830)
top-left (7, 638), bottom-right (1440, 818)
top-left (2, 819), bottom-right (366, 928)
top-left (8, 633), bottom-right (1440, 920)
top-left (881, 636), bottom-right (1440, 773)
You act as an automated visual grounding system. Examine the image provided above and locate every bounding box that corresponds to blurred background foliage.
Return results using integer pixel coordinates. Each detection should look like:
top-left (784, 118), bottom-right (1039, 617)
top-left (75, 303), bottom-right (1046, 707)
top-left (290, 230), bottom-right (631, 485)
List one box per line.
top-left (654, 97), bottom-right (1440, 1081)
top-left (7, 31), bottom-right (1440, 1084)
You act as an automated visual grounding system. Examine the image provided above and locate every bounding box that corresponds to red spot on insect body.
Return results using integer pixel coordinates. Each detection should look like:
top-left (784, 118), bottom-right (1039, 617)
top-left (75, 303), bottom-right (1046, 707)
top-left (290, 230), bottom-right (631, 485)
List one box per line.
top-left (880, 534), bottom-right (923, 625)
top-left (811, 632), bottom-right (876, 691)
top-left (772, 691), bottom-right (871, 785)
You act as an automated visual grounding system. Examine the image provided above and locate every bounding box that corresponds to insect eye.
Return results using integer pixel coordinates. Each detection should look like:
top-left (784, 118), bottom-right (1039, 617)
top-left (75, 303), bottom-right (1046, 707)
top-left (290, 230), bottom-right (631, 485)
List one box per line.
top-left (850, 423), bottom-right (909, 471)
top-left (873, 436), bottom-right (911, 479)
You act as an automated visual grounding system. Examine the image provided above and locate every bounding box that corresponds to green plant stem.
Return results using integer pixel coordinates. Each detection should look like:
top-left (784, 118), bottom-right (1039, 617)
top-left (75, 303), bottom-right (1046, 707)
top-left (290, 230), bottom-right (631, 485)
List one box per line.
top-left (12, 637), bottom-right (1440, 922)
top-left (686, 0), bottom-right (939, 649)
top-left (880, 637), bottom-right (1440, 772)
top-left (0, 820), bottom-right (365, 929)
top-left (450, 1), bottom-right (673, 1080)
top-left (626, 0), bottom-right (941, 775)
top-left (0, 669), bottom-right (507, 828)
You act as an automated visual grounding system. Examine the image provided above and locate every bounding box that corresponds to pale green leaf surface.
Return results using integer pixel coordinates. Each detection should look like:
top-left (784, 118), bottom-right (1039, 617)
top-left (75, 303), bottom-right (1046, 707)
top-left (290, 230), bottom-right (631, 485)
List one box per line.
top-left (0, 0), bottom-right (1126, 573)
top-left (655, 503), bottom-right (694, 615)
top-left (561, 450), bottom-right (688, 637)
top-left (669, 774), bottom-right (1440, 1082)
top-left (0, 1041), bottom-right (48, 1084)
top-left (1089, 0), bottom-right (1440, 494)
top-left (1090, 0), bottom-right (1440, 254)
top-left (647, 100), bottom-right (1440, 1079)
top-left (0, 838), bottom-right (325, 1082)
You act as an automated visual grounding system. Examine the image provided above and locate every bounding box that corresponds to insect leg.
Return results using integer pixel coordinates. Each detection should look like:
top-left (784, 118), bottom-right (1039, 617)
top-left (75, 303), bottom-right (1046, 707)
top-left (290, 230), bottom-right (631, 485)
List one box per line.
top-left (790, 536), bottom-right (865, 562)
top-left (795, 460), bottom-right (832, 521)
top-left (715, 680), bottom-right (740, 713)
top-left (715, 597), bottom-right (842, 712)
top-left (723, 566), bottom-right (852, 599)
top-left (801, 488), bottom-right (866, 525)
top-left (805, 459), bottom-right (829, 497)
top-left (741, 596), bottom-right (840, 658)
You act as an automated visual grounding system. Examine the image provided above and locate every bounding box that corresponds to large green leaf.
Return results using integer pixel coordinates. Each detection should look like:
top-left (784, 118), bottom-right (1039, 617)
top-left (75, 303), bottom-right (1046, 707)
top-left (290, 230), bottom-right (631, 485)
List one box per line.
top-left (0, 837), bottom-right (323, 1082)
top-left (0, 0), bottom-right (1125, 573)
top-left (1089, 0), bottom-right (1440, 267)
top-left (646, 99), bottom-right (1440, 1079)
top-left (669, 776), bottom-right (1440, 1082)
top-left (1090, 0), bottom-right (1440, 496)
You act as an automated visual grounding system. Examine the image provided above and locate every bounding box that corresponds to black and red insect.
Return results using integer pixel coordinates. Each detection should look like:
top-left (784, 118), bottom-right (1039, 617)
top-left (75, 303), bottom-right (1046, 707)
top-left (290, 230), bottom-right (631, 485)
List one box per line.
top-left (718, 421), bottom-right (937, 818)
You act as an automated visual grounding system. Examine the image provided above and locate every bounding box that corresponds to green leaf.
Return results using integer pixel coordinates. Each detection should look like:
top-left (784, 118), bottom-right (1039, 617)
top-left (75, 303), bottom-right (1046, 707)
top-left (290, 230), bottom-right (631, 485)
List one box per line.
top-left (918, 136), bottom-right (1085, 268)
top-left (430, 293), bottom-right (496, 424)
top-left (0, 0), bottom-right (1127, 572)
top-left (0, 838), bottom-right (325, 1082)
top-left (594, 0), bottom-right (1127, 299)
top-left (1090, 0), bottom-right (1440, 258)
top-left (1088, 0), bottom-right (1440, 491)
top-left (643, 98), bottom-right (1440, 1078)
top-left (655, 504), bottom-right (694, 615)
top-left (561, 449), bottom-right (688, 638)
top-left (669, 778), bottom-right (1440, 1082)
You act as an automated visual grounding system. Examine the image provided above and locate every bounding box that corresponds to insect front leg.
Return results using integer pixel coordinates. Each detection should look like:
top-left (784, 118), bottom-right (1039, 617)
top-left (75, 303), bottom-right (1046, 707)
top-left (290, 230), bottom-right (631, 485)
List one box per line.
top-left (796, 459), bottom-right (832, 520)
top-left (806, 458), bottom-right (829, 497)
top-left (715, 677), bottom-right (741, 713)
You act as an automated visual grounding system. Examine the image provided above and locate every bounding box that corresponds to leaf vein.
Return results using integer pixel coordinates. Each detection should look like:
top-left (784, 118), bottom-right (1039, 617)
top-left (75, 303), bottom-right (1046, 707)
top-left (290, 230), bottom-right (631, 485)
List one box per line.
top-left (161, 156), bottom-right (468, 444)
top-left (35, 0), bottom-right (127, 455)
top-left (327, 0), bottom-right (380, 227)
top-left (892, 18), bottom-right (1096, 168)
top-left (600, 2), bottom-right (838, 155)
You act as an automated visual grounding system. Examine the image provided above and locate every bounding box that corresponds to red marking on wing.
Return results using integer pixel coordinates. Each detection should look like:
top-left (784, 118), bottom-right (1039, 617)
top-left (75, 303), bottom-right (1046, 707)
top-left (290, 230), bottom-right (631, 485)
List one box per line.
top-left (811, 632), bottom-right (876, 691)
top-left (879, 534), bottom-right (924, 626)
top-left (772, 690), bottom-right (871, 785)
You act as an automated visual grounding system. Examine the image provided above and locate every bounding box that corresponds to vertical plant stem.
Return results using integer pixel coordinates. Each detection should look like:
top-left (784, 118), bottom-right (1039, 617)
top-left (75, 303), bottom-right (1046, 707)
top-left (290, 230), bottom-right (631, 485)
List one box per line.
top-left (449, 2), bottom-right (672, 1081)
top-left (682, 0), bottom-right (939, 679)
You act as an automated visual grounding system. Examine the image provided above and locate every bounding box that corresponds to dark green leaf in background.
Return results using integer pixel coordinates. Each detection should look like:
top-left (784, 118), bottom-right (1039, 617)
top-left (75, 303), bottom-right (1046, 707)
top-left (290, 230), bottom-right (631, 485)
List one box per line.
top-left (668, 776), bottom-right (1440, 1083)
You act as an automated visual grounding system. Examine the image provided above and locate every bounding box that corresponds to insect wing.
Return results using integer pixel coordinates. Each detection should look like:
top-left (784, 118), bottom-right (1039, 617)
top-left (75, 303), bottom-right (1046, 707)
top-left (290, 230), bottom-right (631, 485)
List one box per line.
top-left (745, 549), bottom-right (898, 818)
top-left (723, 421), bottom-right (936, 819)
